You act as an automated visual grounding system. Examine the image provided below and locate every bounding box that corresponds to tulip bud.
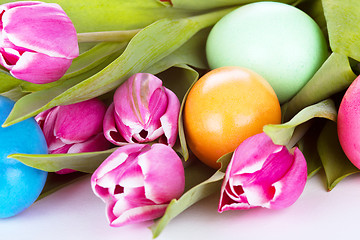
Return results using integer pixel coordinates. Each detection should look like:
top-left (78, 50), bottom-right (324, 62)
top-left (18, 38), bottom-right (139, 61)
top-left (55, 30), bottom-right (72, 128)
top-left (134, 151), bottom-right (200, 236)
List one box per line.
top-left (91, 143), bottom-right (185, 227)
top-left (218, 132), bottom-right (307, 212)
top-left (36, 98), bottom-right (110, 174)
top-left (0, 1), bottom-right (79, 84)
top-left (103, 73), bottom-right (180, 147)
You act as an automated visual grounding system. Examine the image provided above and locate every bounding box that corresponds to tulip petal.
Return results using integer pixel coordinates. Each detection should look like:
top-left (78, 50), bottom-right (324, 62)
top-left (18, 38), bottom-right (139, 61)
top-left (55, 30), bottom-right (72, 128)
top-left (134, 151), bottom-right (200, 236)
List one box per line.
top-left (113, 73), bottom-right (165, 142)
top-left (218, 132), bottom-right (307, 212)
top-left (0, 47), bottom-right (20, 68)
top-left (114, 73), bottom-right (162, 126)
top-left (138, 144), bottom-right (185, 204)
top-left (1, 1), bottom-right (41, 11)
top-left (143, 87), bottom-right (167, 141)
top-left (159, 88), bottom-right (180, 146)
top-left (229, 133), bottom-right (282, 175)
top-left (54, 99), bottom-right (106, 144)
top-left (40, 106), bottom-right (59, 147)
top-left (234, 148), bottom-right (291, 208)
top-left (35, 108), bottom-right (51, 130)
top-left (91, 144), bottom-right (147, 193)
top-left (9, 51), bottom-right (73, 84)
top-left (2, 2), bottom-right (78, 58)
top-left (269, 148), bottom-right (307, 209)
top-left (109, 188), bottom-right (166, 226)
top-left (103, 103), bottom-right (127, 145)
top-left (109, 194), bottom-right (168, 227)
top-left (68, 133), bottom-right (111, 154)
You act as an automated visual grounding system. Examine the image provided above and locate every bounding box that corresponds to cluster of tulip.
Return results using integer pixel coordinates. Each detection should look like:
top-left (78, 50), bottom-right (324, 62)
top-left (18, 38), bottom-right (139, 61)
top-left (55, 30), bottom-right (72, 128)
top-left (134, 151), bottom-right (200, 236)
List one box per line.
top-left (0, 1), bottom-right (184, 224)
top-left (1, 0), bottom-right (360, 238)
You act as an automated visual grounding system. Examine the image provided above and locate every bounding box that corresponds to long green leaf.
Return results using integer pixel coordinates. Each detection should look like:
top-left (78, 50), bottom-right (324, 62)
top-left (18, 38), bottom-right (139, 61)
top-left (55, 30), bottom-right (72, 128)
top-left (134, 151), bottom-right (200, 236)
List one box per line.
top-left (150, 171), bottom-right (224, 238)
top-left (0, 72), bottom-right (23, 94)
top-left (317, 121), bottom-right (360, 191)
top-left (150, 153), bottom-right (231, 238)
top-left (296, 120), bottom-right (324, 178)
top-left (8, 148), bottom-right (117, 173)
top-left (21, 42), bottom-right (127, 92)
top-left (2, 0), bottom-right (199, 33)
top-left (2, 52), bottom-right (120, 128)
top-left (4, 8), bottom-right (234, 127)
top-left (264, 99), bottom-right (337, 146)
top-left (145, 27), bottom-right (210, 74)
top-left (156, 63), bottom-right (200, 160)
top-left (322, 0), bottom-right (360, 61)
top-left (285, 53), bottom-right (356, 120)
top-left (171, 0), bottom-right (300, 10)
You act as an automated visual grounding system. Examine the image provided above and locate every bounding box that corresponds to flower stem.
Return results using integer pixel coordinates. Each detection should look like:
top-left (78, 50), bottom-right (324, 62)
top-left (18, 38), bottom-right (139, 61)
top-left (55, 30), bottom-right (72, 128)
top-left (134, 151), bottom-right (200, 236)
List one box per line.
top-left (77, 29), bottom-right (141, 42)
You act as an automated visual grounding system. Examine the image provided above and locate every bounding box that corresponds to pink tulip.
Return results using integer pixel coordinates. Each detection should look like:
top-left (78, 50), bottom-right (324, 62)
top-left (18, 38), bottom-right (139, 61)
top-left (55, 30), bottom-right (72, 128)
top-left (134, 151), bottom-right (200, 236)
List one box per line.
top-left (91, 143), bottom-right (185, 227)
top-left (218, 132), bottom-right (307, 212)
top-left (0, 1), bottom-right (79, 84)
top-left (103, 73), bottom-right (180, 147)
top-left (36, 99), bottom-right (110, 174)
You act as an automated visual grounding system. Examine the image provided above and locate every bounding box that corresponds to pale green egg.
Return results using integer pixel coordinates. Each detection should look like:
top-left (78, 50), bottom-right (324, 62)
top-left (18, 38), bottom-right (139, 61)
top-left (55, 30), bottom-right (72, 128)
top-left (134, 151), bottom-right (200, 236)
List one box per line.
top-left (206, 1), bottom-right (328, 103)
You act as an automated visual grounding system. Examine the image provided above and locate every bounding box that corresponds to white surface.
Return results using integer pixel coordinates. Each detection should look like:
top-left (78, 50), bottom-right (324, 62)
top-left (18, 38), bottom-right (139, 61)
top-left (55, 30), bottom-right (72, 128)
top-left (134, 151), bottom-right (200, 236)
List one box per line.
top-left (1, 173), bottom-right (360, 240)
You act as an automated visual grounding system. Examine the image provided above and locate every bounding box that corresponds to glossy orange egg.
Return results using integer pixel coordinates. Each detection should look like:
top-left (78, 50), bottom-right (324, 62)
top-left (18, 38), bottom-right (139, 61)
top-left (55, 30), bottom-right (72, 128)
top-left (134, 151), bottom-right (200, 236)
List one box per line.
top-left (184, 66), bottom-right (281, 169)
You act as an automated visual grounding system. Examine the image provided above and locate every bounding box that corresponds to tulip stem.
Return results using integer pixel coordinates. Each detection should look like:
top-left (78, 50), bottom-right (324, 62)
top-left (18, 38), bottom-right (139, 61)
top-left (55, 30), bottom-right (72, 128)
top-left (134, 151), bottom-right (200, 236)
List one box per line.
top-left (286, 121), bottom-right (312, 150)
top-left (77, 29), bottom-right (141, 42)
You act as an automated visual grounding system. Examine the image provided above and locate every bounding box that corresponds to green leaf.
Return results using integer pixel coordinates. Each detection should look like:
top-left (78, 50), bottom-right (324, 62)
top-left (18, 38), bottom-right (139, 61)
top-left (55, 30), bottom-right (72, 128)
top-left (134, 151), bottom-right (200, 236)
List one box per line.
top-left (2, 46), bottom-right (124, 127)
top-left (171, 0), bottom-right (300, 10)
top-left (20, 42), bottom-right (127, 92)
top-left (157, 64), bottom-right (200, 160)
top-left (2, 0), bottom-right (199, 33)
top-left (322, 0), bottom-right (360, 61)
top-left (150, 154), bottom-right (231, 238)
top-left (317, 121), bottom-right (360, 191)
top-left (264, 99), bottom-right (337, 146)
top-left (8, 148), bottom-right (117, 173)
top-left (285, 52), bottom-right (356, 120)
top-left (0, 71), bottom-right (23, 94)
top-left (296, 120), bottom-right (324, 178)
top-left (4, 8), bottom-right (234, 127)
top-left (183, 160), bottom-right (217, 192)
top-left (0, 87), bottom-right (27, 102)
top-left (145, 27), bottom-right (210, 74)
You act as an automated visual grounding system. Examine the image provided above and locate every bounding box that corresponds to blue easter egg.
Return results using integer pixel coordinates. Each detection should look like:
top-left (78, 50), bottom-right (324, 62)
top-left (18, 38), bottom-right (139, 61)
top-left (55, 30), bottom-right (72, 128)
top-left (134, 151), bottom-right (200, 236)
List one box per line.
top-left (0, 96), bottom-right (48, 218)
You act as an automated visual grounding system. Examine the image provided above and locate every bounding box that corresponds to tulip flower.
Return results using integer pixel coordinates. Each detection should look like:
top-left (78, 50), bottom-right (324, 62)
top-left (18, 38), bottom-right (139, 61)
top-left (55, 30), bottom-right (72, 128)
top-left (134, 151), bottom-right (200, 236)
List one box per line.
top-left (91, 143), bottom-right (185, 227)
top-left (0, 1), bottom-right (79, 84)
top-left (218, 132), bottom-right (307, 212)
top-left (103, 73), bottom-right (180, 147)
top-left (36, 98), bottom-right (110, 174)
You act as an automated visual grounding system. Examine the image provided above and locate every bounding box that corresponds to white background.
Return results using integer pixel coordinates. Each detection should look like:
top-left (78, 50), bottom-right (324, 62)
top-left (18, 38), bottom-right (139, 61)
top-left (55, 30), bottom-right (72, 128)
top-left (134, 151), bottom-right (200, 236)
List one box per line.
top-left (1, 173), bottom-right (360, 240)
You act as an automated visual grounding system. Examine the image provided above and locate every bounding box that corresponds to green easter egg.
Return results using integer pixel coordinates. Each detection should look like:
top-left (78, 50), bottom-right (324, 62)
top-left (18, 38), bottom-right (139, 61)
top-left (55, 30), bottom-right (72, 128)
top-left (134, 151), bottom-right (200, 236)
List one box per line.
top-left (206, 1), bottom-right (328, 103)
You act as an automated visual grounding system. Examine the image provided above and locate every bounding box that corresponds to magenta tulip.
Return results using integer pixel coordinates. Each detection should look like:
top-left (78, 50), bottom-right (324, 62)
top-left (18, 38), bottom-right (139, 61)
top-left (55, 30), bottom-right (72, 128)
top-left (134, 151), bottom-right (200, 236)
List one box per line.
top-left (103, 73), bottom-right (180, 147)
top-left (91, 143), bottom-right (185, 227)
top-left (0, 1), bottom-right (79, 84)
top-left (36, 98), bottom-right (110, 174)
top-left (218, 132), bottom-right (307, 212)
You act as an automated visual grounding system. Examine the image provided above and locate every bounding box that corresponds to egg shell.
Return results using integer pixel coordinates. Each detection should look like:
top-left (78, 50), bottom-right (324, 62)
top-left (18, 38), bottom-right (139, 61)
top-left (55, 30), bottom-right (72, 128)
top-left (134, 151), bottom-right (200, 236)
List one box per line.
top-left (0, 96), bottom-right (48, 218)
top-left (206, 1), bottom-right (328, 103)
top-left (184, 66), bottom-right (281, 169)
top-left (338, 75), bottom-right (360, 169)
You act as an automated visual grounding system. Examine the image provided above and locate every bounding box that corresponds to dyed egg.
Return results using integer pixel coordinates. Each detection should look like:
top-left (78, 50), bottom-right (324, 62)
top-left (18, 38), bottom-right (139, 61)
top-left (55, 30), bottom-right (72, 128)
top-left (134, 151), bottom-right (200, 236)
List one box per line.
top-left (0, 96), bottom-right (48, 218)
top-left (206, 1), bottom-right (328, 103)
top-left (184, 66), bottom-right (281, 169)
top-left (338, 75), bottom-right (360, 169)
